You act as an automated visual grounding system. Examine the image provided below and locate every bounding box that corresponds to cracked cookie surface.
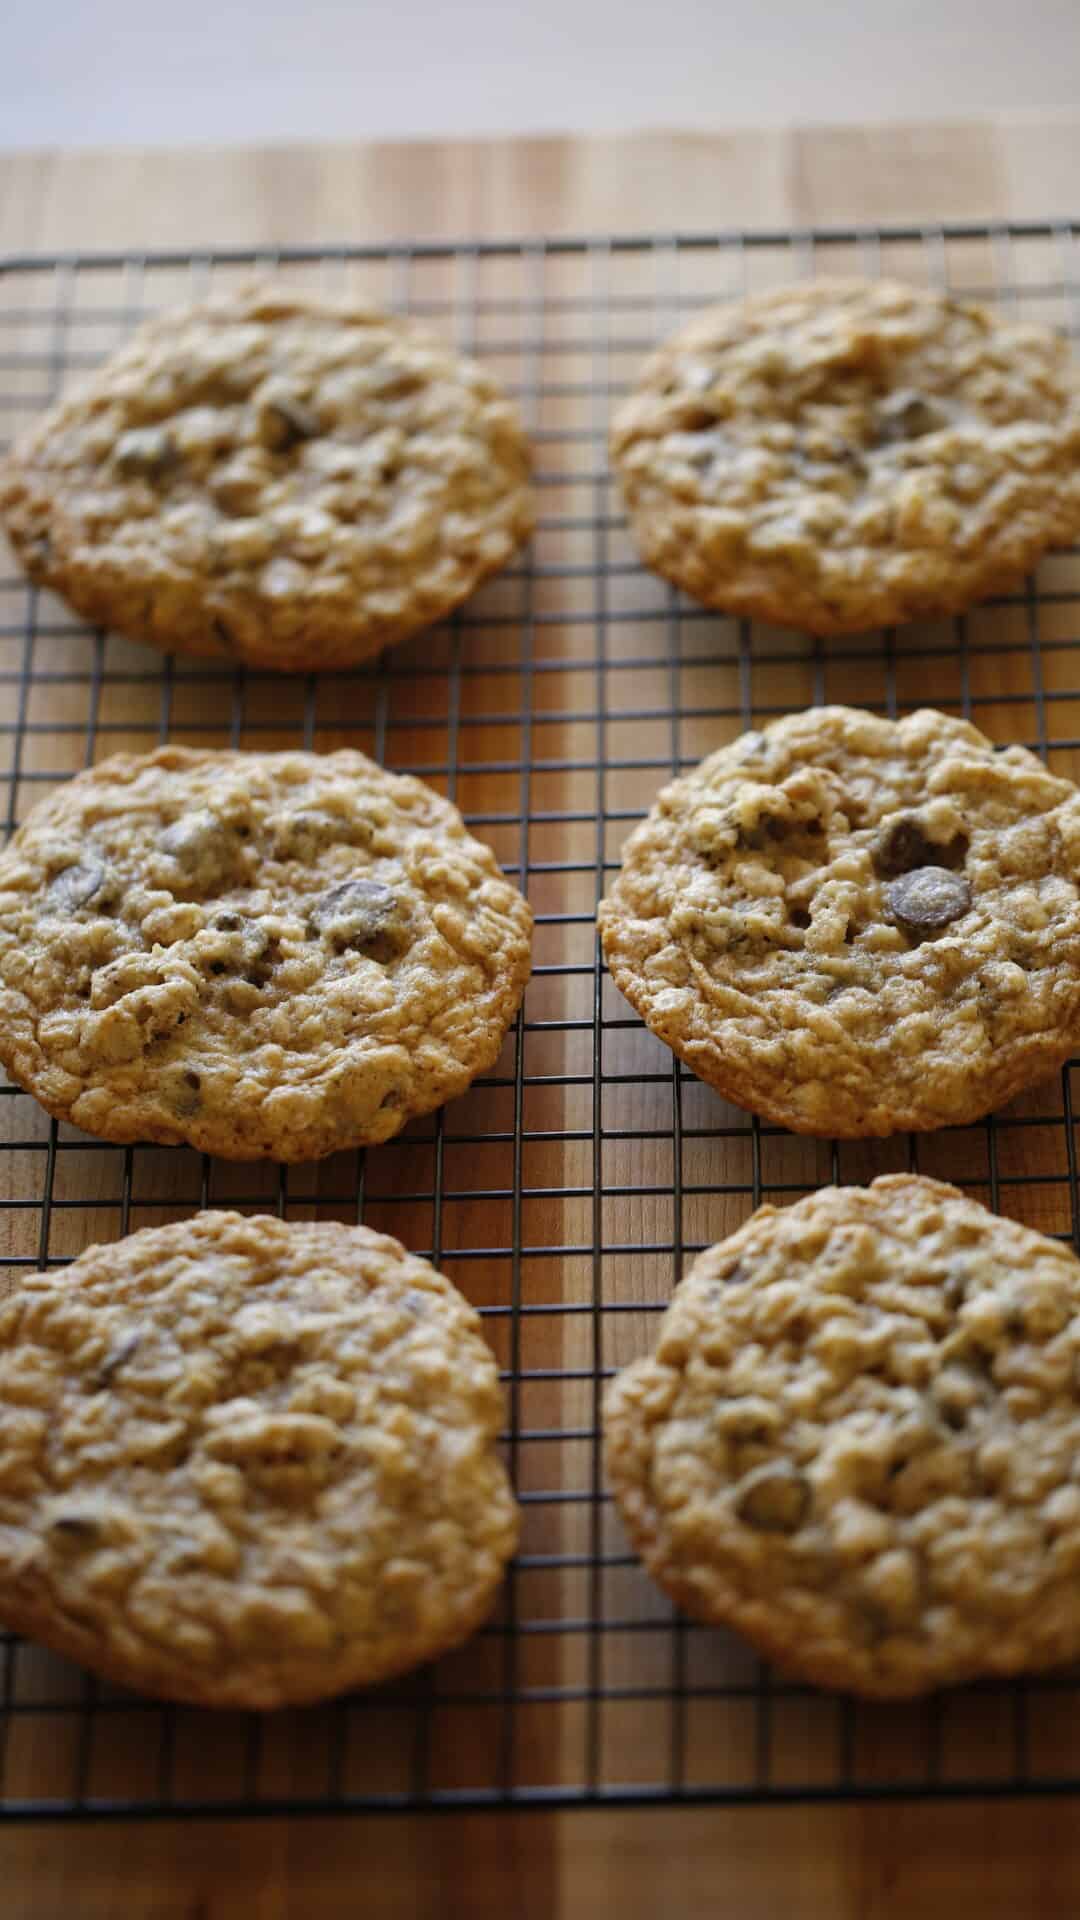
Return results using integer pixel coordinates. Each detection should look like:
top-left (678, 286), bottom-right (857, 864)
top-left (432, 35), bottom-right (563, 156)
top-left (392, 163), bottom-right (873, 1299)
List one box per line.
top-left (0, 1212), bottom-right (518, 1707)
top-left (598, 705), bottom-right (1080, 1136)
top-left (611, 279), bottom-right (1080, 633)
top-left (605, 1175), bottom-right (1080, 1696)
top-left (0, 284), bottom-right (534, 670)
top-left (0, 746), bottom-right (532, 1159)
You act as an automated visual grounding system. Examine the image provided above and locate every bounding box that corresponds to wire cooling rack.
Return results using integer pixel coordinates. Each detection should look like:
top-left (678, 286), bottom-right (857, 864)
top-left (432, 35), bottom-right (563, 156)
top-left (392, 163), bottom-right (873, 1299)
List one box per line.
top-left (2, 221), bottom-right (1080, 1819)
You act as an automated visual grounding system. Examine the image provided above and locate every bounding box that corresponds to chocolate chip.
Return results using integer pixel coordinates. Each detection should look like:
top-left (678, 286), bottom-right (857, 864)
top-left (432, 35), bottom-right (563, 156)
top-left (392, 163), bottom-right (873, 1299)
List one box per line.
top-left (50, 1513), bottom-right (100, 1544)
top-left (739, 809), bottom-right (827, 856)
top-left (256, 391), bottom-right (319, 452)
top-left (245, 933), bottom-right (280, 989)
top-left (46, 858), bottom-right (108, 912)
top-left (309, 877), bottom-right (409, 961)
top-left (886, 866), bottom-right (972, 937)
top-left (733, 1460), bottom-right (809, 1533)
top-left (761, 813), bottom-right (790, 841)
top-left (876, 389), bottom-right (950, 443)
top-left (113, 425), bottom-right (178, 479)
top-left (679, 406), bottom-right (719, 433)
top-left (736, 810), bottom-right (792, 852)
top-left (873, 814), bottom-right (969, 878)
top-left (167, 1065), bottom-right (203, 1115)
top-left (199, 913), bottom-right (278, 991)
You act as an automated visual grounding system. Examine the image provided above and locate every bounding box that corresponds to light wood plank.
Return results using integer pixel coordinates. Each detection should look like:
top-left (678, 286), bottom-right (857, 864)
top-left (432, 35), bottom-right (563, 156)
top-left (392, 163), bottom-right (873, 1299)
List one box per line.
top-left (2, 115), bottom-right (1080, 260)
top-left (2, 117), bottom-right (1080, 1917)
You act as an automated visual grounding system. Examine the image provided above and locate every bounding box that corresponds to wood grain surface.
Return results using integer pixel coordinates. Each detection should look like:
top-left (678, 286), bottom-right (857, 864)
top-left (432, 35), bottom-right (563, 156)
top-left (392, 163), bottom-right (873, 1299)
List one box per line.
top-left (2, 113), bottom-right (1080, 255)
top-left (2, 114), bottom-right (1080, 1919)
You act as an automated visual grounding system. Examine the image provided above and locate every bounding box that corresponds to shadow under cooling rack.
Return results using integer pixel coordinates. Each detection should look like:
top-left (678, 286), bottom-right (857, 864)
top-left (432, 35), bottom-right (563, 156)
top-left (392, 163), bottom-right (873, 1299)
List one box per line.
top-left (2, 219), bottom-right (1080, 1816)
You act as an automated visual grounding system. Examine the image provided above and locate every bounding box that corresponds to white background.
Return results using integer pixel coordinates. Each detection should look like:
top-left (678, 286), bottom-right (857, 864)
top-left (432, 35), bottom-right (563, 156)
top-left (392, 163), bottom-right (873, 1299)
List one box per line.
top-left (3, 0), bottom-right (1080, 149)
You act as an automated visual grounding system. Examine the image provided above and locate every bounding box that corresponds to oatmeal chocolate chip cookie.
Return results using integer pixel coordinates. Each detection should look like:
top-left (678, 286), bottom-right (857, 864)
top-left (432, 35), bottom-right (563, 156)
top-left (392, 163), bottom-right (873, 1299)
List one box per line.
top-left (0, 1212), bottom-right (518, 1707)
top-left (0, 746), bottom-right (532, 1159)
top-left (606, 1174), bottom-right (1080, 1696)
top-left (598, 705), bottom-right (1080, 1137)
top-left (0, 284), bottom-right (534, 671)
top-left (611, 278), bottom-right (1080, 633)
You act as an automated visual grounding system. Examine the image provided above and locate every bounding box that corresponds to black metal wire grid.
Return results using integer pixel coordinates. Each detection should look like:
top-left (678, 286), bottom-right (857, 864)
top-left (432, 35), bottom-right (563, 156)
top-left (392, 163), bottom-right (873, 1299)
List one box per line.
top-left (2, 220), bottom-right (1080, 1818)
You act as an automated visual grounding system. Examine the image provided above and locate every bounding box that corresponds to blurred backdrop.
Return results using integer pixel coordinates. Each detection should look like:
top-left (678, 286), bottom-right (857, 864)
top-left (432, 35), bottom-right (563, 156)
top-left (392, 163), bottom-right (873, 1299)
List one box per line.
top-left (4, 0), bottom-right (1080, 149)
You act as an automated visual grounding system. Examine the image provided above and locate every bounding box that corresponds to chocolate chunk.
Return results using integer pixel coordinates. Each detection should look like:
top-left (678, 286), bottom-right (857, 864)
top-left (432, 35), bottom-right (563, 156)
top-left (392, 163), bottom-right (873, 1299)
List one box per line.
top-left (46, 858), bottom-right (108, 912)
top-left (736, 810), bottom-right (791, 852)
top-left (310, 877), bottom-right (392, 932)
top-left (49, 1513), bottom-right (101, 1545)
top-left (166, 1066), bottom-right (203, 1116)
top-left (733, 1460), bottom-right (809, 1533)
top-left (309, 877), bottom-right (410, 961)
top-left (245, 931), bottom-right (281, 988)
top-left (876, 389), bottom-right (950, 444)
top-left (311, 879), bottom-right (390, 940)
top-left (873, 814), bottom-right (969, 878)
top-left (198, 915), bottom-right (278, 988)
top-left (738, 809), bottom-right (827, 855)
top-left (886, 866), bottom-right (972, 936)
top-left (113, 425), bottom-right (178, 479)
top-left (256, 391), bottom-right (319, 453)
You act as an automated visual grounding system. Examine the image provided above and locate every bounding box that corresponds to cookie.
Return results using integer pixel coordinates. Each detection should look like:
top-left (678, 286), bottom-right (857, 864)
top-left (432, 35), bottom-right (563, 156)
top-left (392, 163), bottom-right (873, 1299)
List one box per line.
top-left (0, 746), bottom-right (532, 1159)
top-left (598, 705), bottom-right (1080, 1137)
top-left (606, 1174), bottom-right (1080, 1696)
top-left (611, 278), bottom-right (1080, 633)
top-left (0, 1212), bottom-right (517, 1707)
top-left (0, 284), bottom-right (534, 671)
